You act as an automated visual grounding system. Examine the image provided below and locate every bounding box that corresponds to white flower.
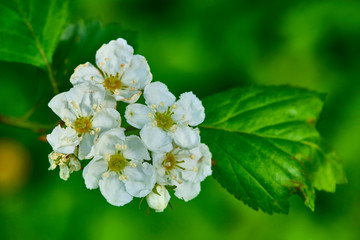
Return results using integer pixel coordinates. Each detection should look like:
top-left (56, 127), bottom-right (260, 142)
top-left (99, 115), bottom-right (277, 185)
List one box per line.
top-left (153, 143), bottom-right (212, 201)
top-left (146, 184), bottom-right (170, 212)
top-left (125, 82), bottom-right (205, 153)
top-left (83, 128), bottom-right (156, 206)
top-left (48, 152), bottom-right (81, 180)
top-left (70, 38), bottom-right (152, 103)
top-left (48, 83), bottom-right (121, 159)
top-left (47, 125), bottom-right (79, 154)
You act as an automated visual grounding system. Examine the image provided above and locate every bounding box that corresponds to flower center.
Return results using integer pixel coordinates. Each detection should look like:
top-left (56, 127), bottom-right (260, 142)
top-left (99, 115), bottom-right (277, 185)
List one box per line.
top-left (104, 74), bottom-right (122, 91)
top-left (155, 109), bottom-right (174, 130)
top-left (163, 154), bottom-right (177, 171)
top-left (73, 117), bottom-right (92, 134)
top-left (108, 153), bottom-right (127, 172)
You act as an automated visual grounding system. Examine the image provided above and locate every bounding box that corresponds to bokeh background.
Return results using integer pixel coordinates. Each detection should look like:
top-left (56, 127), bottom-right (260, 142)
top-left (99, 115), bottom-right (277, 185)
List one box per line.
top-left (1, 0), bottom-right (359, 239)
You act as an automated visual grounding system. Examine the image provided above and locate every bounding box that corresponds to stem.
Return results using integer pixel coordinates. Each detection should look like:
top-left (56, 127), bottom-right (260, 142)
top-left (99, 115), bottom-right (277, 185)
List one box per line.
top-left (22, 99), bottom-right (45, 120)
top-left (0, 114), bottom-right (56, 133)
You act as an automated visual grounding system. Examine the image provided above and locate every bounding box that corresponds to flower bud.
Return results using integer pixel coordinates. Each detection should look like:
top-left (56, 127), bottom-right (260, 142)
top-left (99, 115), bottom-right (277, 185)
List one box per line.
top-left (146, 185), bottom-right (170, 212)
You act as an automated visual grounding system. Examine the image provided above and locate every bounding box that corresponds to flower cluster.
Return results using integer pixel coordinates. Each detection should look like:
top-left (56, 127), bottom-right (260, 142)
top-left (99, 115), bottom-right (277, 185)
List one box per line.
top-left (47, 38), bottom-right (212, 212)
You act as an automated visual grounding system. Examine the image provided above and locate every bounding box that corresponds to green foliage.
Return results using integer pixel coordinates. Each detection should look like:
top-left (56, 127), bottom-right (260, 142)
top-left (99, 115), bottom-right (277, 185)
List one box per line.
top-left (200, 86), bottom-right (346, 214)
top-left (0, 0), bottom-right (346, 218)
top-left (52, 20), bottom-right (136, 90)
top-left (0, 0), bottom-right (69, 69)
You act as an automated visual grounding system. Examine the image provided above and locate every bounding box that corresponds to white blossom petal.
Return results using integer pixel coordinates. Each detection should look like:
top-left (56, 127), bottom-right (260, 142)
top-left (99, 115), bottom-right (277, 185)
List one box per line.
top-left (152, 153), bottom-right (170, 185)
top-left (59, 165), bottom-right (70, 181)
top-left (144, 82), bottom-right (176, 111)
top-left (124, 162), bottom-right (156, 198)
top-left (47, 125), bottom-right (79, 154)
top-left (99, 172), bottom-right (133, 206)
top-left (173, 125), bottom-right (200, 149)
top-left (140, 123), bottom-right (173, 153)
top-left (197, 144), bottom-right (212, 182)
top-left (114, 89), bottom-right (141, 103)
top-left (102, 94), bottom-right (117, 109)
top-left (48, 155), bottom-right (57, 170)
top-left (78, 133), bottom-right (95, 160)
top-left (96, 38), bottom-right (134, 76)
top-left (172, 92), bottom-right (205, 126)
top-left (70, 62), bottom-right (104, 86)
top-left (125, 104), bottom-right (152, 129)
top-left (180, 144), bottom-right (212, 182)
top-left (83, 156), bottom-right (108, 189)
top-left (121, 55), bottom-right (152, 89)
top-left (93, 128), bottom-right (126, 157)
top-left (66, 83), bottom-right (106, 117)
top-left (69, 157), bottom-right (81, 173)
top-left (174, 181), bottom-right (201, 201)
top-left (123, 135), bottom-right (150, 161)
top-left (146, 185), bottom-right (170, 212)
top-left (48, 92), bottom-right (77, 122)
top-left (92, 108), bottom-right (121, 133)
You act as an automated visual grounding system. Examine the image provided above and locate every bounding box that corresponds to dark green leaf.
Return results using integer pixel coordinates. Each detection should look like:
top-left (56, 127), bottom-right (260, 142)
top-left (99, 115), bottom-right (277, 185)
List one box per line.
top-left (200, 86), bottom-right (346, 214)
top-left (0, 0), bottom-right (69, 69)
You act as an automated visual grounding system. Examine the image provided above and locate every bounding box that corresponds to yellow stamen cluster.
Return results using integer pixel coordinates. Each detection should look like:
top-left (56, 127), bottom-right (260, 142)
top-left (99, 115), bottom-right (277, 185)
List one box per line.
top-left (162, 153), bottom-right (185, 171)
top-left (104, 74), bottom-right (122, 91)
top-left (108, 153), bottom-right (127, 172)
top-left (73, 117), bottom-right (92, 134)
top-left (155, 108), bottom-right (174, 131)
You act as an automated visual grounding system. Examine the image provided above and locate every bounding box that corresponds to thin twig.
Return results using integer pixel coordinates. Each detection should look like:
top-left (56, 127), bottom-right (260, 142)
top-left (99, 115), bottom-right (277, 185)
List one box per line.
top-left (0, 114), bottom-right (56, 133)
top-left (22, 99), bottom-right (45, 120)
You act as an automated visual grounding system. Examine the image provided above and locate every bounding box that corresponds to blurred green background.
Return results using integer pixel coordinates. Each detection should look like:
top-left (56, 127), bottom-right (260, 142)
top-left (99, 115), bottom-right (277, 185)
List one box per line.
top-left (0, 0), bottom-right (359, 239)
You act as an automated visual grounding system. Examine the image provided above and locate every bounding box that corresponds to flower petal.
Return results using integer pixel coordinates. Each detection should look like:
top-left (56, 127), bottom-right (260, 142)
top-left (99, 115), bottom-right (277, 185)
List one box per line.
top-left (172, 92), bottom-right (205, 126)
top-left (66, 83), bottom-right (106, 117)
top-left (59, 165), bottom-right (70, 180)
top-left (93, 128), bottom-right (126, 157)
top-left (92, 108), bottom-right (121, 133)
top-left (124, 162), bottom-right (156, 198)
top-left (83, 156), bottom-right (108, 189)
top-left (173, 125), bottom-right (200, 149)
top-left (99, 172), bottom-right (133, 206)
top-left (114, 89), bottom-right (141, 103)
top-left (180, 144), bottom-right (212, 182)
top-left (140, 123), bottom-right (173, 153)
top-left (152, 152), bottom-right (170, 185)
top-left (96, 38), bottom-right (134, 76)
top-left (144, 82), bottom-right (176, 111)
top-left (197, 144), bottom-right (212, 182)
top-left (70, 62), bottom-right (104, 86)
top-left (47, 125), bottom-right (79, 154)
top-left (103, 94), bottom-right (117, 109)
top-left (48, 92), bottom-right (76, 122)
top-left (174, 181), bottom-right (201, 201)
top-left (78, 133), bottom-right (95, 160)
top-left (125, 103), bottom-right (152, 129)
top-left (121, 55), bottom-right (152, 89)
top-left (123, 135), bottom-right (150, 161)
top-left (69, 157), bottom-right (81, 173)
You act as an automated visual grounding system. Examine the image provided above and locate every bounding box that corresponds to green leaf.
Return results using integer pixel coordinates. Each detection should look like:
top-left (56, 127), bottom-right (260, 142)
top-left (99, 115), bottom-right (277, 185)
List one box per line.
top-left (0, 0), bottom-right (69, 69)
top-left (52, 20), bottom-right (136, 91)
top-left (200, 86), bottom-right (346, 214)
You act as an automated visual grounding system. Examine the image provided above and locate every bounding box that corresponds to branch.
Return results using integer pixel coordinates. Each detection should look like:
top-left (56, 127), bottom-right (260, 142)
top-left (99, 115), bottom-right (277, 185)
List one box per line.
top-left (0, 114), bottom-right (56, 133)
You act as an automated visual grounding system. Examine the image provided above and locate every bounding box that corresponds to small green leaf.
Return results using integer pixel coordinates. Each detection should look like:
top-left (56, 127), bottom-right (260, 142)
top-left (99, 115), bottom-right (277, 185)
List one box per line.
top-left (0, 0), bottom-right (69, 69)
top-left (200, 86), bottom-right (346, 214)
top-left (52, 20), bottom-right (136, 90)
